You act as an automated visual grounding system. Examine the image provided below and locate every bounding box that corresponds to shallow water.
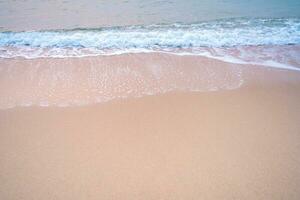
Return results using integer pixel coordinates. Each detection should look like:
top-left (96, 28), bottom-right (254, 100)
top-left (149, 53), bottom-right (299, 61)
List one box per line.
top-left (0, 54), bottom-right (246, 109)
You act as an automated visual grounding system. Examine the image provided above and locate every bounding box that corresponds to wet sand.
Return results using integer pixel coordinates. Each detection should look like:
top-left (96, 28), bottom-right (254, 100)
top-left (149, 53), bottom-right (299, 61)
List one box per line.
top-left (0, 54), bottom-right (245, 109)
top-left (0, 55), bottom-right (300, 199)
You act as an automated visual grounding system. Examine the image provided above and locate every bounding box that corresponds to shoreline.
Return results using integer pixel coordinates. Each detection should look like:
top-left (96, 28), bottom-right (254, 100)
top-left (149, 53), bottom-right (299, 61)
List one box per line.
top-left (1, 53), bottom-right (300, 109)
top-left (1, 53), bottom-right (300, 199)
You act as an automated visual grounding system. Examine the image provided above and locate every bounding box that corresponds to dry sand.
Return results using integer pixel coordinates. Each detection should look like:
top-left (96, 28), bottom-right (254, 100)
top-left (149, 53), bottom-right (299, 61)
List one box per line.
top-left (0, 55), bottom-right (300, 199)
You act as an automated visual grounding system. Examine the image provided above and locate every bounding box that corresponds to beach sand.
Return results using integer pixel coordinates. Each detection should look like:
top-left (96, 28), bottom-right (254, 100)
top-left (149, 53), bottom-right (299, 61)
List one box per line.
top-left (0, 55), bottom-right (300, 199)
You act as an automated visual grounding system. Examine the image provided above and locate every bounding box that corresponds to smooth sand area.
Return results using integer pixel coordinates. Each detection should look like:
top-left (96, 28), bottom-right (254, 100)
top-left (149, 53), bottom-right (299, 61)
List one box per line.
top-left (1, 54), bottom-right (300, 199)
top-left (1, 78), bottom-right (300, 199)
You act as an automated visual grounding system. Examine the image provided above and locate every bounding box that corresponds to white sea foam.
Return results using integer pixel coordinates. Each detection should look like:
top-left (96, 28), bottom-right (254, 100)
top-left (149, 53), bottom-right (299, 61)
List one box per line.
top-left (0, 18), bottom-right (300, 70)
top-left (1, 18), bottom-right (300, 48)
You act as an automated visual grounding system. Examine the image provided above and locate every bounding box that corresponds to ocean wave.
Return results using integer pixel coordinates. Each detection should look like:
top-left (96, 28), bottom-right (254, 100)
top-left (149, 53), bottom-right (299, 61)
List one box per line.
top-left (0, 18), bottom-right (300, 70)
top-left (1, 18), bottom-right (300, 49)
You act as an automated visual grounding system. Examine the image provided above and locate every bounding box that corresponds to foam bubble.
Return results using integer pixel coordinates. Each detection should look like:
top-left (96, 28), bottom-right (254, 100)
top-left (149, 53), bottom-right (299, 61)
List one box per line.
top-left (0, 18), bottom-right (300, 54)
top-left (1, 18), bottom-right (300, 70)
top-left (0, 54), bottom-right (244, 109)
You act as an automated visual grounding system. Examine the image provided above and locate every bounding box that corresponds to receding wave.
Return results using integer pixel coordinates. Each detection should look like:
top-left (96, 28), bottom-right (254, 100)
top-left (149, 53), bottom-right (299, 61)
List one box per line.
top-left (0, 54), bottom-right (244, 109)
top-left (0, 18), bottom-right (300, 70)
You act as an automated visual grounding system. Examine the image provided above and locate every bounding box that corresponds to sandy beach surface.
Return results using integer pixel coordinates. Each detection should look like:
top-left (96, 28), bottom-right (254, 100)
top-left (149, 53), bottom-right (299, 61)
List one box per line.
top-left (1, 0), bottom-right (300, 199)
top-left (1, 54), bottom-right (300, 199)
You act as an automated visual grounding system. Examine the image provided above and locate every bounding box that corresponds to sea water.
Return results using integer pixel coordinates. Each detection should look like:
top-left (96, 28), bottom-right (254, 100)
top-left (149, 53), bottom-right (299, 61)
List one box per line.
top-left (0, 17), bottom-right (299, 70)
